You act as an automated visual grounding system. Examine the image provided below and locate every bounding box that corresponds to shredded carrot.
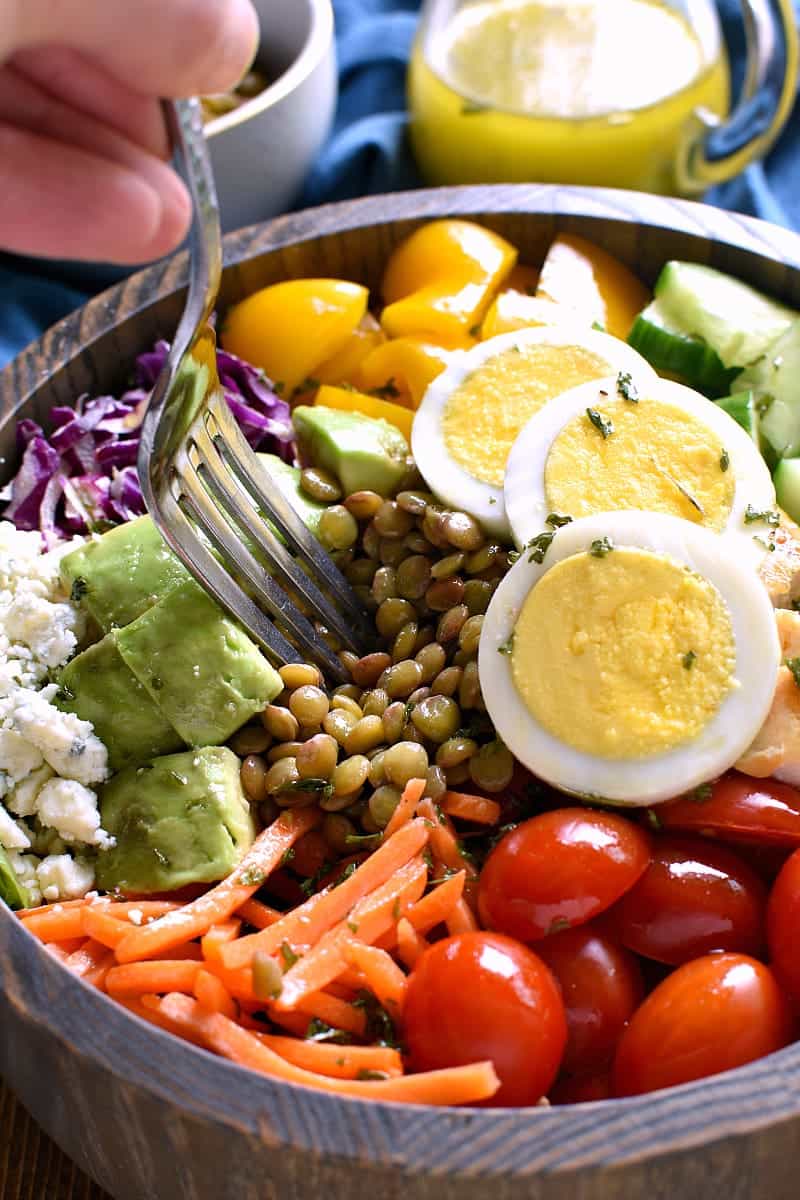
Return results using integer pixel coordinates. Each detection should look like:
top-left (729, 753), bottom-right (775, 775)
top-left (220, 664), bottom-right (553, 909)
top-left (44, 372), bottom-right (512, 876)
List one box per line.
top-left (395, 917), bottom-right (428, 969)
top-left (65, 938), bottom-right (113, 982)
top-left (115, 994), bottom-right (210, 1047)
top-left (236, 898), bottom-right (282, 929)
top-left (105, 960), bottom-right (201, 997)
top-left (158, 998), bottom-right (499, 1105)
top-left (222, 818), bottom-right (429, 972)
top-left (254, 1034), bottom-right (403, 1080)
top-left (194, 968), bottom-right (238, 1019)
top-left (445, 897), bottom-right (479, 936)
top-left (344, 942), bottom-right (407, 1016)
top-left (115, 808), bottom-right (320, 964)
top-left (287, 991), bottom-right (366, 1037)
top-left (441, 790), bottom-right (502, 826)
top-left (80, 906), bottom-right (132, 949)
top-left (417, 798), bottom-right (478, 880)
top-left (405, 870), bottom-right (466, 935)
top-left (267, 1009), bottom-right (313, 1038)
top-left (383, 777), bottom-right (426, 837)
top-left (274, 858), bottom-right (427, 1010)
top-left (17, 897), bottom-right (87, 919)
top-left (20, 906), bottom-right (86, 943)
top-left (201, 920), bottom-right (241, 963)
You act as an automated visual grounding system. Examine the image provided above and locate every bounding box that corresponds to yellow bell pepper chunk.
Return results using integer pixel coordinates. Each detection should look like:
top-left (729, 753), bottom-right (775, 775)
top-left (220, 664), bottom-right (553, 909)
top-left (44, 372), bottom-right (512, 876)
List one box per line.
top-left (221, 279), bottom-right (368, 397)
top-left (380, 220), bottom-right (517, 342)
top-left (535, 234), bottom-right (650, 340)
top-left (480, 291), bottom-right (566, 340)
top-left (315, 314), bottom-right (386, 387)
top-left (314, 384), bottom-right (414, 442)
top-left (355, 337), bottom-right (455, 409)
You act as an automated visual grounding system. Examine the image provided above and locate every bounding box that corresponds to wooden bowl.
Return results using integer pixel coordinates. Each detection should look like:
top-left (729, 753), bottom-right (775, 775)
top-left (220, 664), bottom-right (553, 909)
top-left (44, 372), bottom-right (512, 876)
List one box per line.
top-left (3, 185), bottom-right (800, 1200)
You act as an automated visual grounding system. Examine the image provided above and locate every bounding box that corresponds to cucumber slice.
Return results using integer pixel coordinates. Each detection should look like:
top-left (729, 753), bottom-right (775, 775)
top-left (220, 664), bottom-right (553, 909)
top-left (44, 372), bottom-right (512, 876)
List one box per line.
top-left (628, 301), bottom-right (740, 398)
top-left (774, 458), bottom-right (800, 526)
top-left (715, 391), bottom-right (759, 443)
top-left (738, 319), bottom-right (800, 459)
top-left (0, 844), bottom-right (29, 910)
top-left (655, 261), bottom-right (796, 369)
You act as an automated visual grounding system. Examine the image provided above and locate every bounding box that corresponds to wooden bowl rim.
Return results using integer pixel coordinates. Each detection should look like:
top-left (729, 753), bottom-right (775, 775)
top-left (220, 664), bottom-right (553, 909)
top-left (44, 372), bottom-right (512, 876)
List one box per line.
top-left (3, 183), bottom-right (800, 1176)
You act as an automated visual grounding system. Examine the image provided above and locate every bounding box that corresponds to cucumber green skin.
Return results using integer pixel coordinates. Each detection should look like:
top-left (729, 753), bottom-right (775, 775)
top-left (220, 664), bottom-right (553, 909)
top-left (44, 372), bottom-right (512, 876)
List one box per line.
top-left (96, 747), bottom-right (255, 895)
top-left (56, 633), bottom-right (183, 771)
top-left (628, 312), bottom-right (740, 398)
top-left (774, 458), bottom-right (800, 526)
top-left (0, 845), bottom-right (29, 909)
top-left (715, 391), bottom-right (758, 438)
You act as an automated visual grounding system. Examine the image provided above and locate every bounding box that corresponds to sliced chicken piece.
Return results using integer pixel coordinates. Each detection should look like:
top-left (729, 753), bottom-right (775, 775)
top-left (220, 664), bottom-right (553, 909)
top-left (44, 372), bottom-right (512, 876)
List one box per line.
top-left (759, 517), bottom-right (800, 609)
top-left (737, 609), bottom-right (800, 785)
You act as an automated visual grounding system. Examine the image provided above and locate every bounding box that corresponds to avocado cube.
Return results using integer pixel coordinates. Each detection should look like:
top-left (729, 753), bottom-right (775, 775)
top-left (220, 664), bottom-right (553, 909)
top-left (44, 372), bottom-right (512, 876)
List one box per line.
top-left (56, 633), bottom-right (183, 771)
top-left (116, 579), bottom-right (282, 747)
top-left (96, 747), bottom-right (255, 894)
top-left (0, 845), bottom-right (30, 910)
top-left (293, 405), bottom-right (409, 496)
top-left (60, 515), bottom-right (191, 632)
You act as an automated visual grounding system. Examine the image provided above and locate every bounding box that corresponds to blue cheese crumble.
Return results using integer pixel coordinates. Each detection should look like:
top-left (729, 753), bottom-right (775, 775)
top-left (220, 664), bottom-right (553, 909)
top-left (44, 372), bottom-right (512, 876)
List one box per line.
top-left (0, 522), bottom-right (113, 904)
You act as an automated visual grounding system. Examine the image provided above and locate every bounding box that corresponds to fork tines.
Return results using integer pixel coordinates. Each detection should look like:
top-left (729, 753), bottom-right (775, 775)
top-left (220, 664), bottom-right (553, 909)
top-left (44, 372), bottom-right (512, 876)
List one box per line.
top-left (159, 391), bottom-right (374, 683)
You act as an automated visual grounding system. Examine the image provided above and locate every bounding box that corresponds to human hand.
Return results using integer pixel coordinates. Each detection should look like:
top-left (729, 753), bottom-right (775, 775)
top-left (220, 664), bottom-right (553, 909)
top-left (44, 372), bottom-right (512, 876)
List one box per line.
top-left (0, 0), bottom-right (258, 264)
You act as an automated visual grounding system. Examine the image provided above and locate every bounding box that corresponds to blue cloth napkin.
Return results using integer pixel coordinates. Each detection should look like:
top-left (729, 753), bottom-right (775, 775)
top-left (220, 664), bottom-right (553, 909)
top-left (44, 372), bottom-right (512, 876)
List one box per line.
top-left (1, 0), bottom-right (799, 370)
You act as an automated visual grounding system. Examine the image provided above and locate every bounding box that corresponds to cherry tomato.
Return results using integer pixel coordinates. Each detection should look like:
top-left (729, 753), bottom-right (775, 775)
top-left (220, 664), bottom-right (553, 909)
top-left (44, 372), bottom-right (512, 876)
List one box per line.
top-left (606, 836), bottom-right (767, 965)
top-left (766, 848), bottom-right (800, 1003)
top-left (535, 925), bottom-right (643, 1073)
top-left (403, 932), bottom-right (567, 1106)
top-left (477, 808), bottom-right (650, 943)
top-left (549, 1072), bottom-right (612, 1104)
top-left (613, 953), bottom-right (793, 1097)
top-left (660, 773), bottom-right (800, 847)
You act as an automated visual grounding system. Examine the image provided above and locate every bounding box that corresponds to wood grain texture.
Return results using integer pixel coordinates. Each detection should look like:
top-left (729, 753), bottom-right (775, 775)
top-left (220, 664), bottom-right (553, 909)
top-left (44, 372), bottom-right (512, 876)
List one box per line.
top-left (3, 185), bottom-right (800, 1200)
top-left (0, 1084), bottom-right (108, 1200)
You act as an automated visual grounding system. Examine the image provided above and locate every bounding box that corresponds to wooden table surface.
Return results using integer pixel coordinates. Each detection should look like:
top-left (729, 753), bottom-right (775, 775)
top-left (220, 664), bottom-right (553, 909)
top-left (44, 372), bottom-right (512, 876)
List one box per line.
top-left (1, 1082), bottom-right (108, 1200)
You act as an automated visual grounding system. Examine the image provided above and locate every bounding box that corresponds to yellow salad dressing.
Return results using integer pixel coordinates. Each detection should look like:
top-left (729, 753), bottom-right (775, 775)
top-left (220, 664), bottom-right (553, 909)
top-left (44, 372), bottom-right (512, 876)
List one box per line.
top-left (408, 0), bottom-right (730, 193)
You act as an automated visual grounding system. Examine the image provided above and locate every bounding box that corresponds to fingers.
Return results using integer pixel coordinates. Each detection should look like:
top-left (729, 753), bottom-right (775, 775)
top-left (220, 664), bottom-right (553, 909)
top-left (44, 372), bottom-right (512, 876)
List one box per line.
top-left (0, 108), bottom-right (191, 263)
top-left (11, 47), bottom-right (169, 160)
top-left (12, 0), bottom-right (260, 98)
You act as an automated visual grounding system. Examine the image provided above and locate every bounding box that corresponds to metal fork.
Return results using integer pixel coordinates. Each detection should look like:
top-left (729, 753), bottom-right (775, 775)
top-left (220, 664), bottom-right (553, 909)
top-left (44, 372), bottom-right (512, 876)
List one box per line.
top-left (137, 99), bottom-right (373, 682)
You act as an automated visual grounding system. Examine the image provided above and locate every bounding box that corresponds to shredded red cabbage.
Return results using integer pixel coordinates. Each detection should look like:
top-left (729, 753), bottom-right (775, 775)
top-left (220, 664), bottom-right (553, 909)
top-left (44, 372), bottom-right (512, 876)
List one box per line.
top-left (0, 341), bottom-right (294, 542)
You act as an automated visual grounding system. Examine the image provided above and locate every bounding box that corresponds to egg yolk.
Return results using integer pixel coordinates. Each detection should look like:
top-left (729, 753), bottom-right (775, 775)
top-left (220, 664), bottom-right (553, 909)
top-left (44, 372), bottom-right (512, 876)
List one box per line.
top-left (544, 396), bottom-right (735, 530)
top-left (442, 343), bottom-right (610, 487)
top-left (511, 547), bottom-right (737, 759)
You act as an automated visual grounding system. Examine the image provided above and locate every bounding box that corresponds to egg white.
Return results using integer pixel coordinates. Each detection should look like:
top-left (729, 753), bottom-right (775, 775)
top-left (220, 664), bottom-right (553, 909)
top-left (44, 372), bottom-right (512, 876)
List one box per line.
top-left (410, 326), bottom-right (658, 539)
top-left (478, 511), bottom-right (781, 805)
top-left (504, 376), bottom-right (776, 569)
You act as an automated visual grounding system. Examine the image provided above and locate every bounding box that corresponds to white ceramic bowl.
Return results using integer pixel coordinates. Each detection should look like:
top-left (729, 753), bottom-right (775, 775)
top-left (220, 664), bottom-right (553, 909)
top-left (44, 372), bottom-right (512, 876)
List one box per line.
top-left (205, 0), bottom-right (337, 231)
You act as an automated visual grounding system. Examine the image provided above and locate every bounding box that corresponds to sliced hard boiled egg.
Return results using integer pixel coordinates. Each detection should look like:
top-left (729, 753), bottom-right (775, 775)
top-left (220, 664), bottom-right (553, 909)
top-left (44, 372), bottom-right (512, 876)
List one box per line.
top-left (504, 375), bottom-right (777, 565)
top-left (479, 511), bottom-right (780, 805)
top-left (411, 326), bottom-right (657, 537)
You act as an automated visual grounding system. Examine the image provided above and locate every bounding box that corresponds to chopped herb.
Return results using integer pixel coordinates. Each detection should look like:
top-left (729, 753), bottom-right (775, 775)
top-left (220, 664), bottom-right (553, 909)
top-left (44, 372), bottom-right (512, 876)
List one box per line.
top-left (458, 841), bottom-right (476, 864)
top-left (344, 832), bottom-right (382, 848)
top-left (744, 504), bottom-right (780, 527)
top-left (357, 1069), bottom-right (390, 1081)
top-left (497, 633), bottom-right (515, 656)
top-left (347, 920), bottom-right (359, 934)
top-left (403, 700), bottom-right (415, 724)
top-left (368, 378), bottom-right (401, 400)
top-left (786, 657), bottom-right (800, 689)
top-left (332, 861), bottom-right (359, 888)
top-left (392, 898), bottom-right (401, 921)
top-left (422, 847), bottom-right (434, 871)
top-left (586, 407), bottom-right (614, 438)
top-left (646, 809), bottom-right (662, 832)
top-left (689, 782), bottom-right (713, 804)
top-left (352, 991), bottom-right (400, 1048)
top-left (278, 777), bottom-right (334, 800)
top-left (239, 866), bottom-right (266, 888)
top-left (591, 320), bottom-right (606, 332)
top-left (546, 917), bottom-right (571, 936)
top-left (546, 512), bottom-right (573, 528)
top-left (69, 577), bottom-right (88, 603)
top-left (280, 847), bottom-right (296, 867)
top-left (279, 942), bottom-right (299, 971)
top-left (616, 371), bottom-right (639, 403)
top-left (682, 650), bottom-right (697, 670)
top-left (150, 675), bottom-right (164, 691)
top-left (590, 537), bottom-right (614, 557)
top-left (507, 549), bottom-right (520, 565)
top-left (488, 496), bottom-right (497, 505)
top-left (527, 530), bottom-right (556, 563)
top-left (305, 1019), bottom-right (350, 1045)
top-left (720, 449), bottom-right (730, 472)
top-left (273, 381), bottom-right (285, 396)
top-left (753, 535), bottom-right (777, 552)
top-left (56, 683), bottom-right (75, 703)
top-left (649, 456), bottom-right (704, 514)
